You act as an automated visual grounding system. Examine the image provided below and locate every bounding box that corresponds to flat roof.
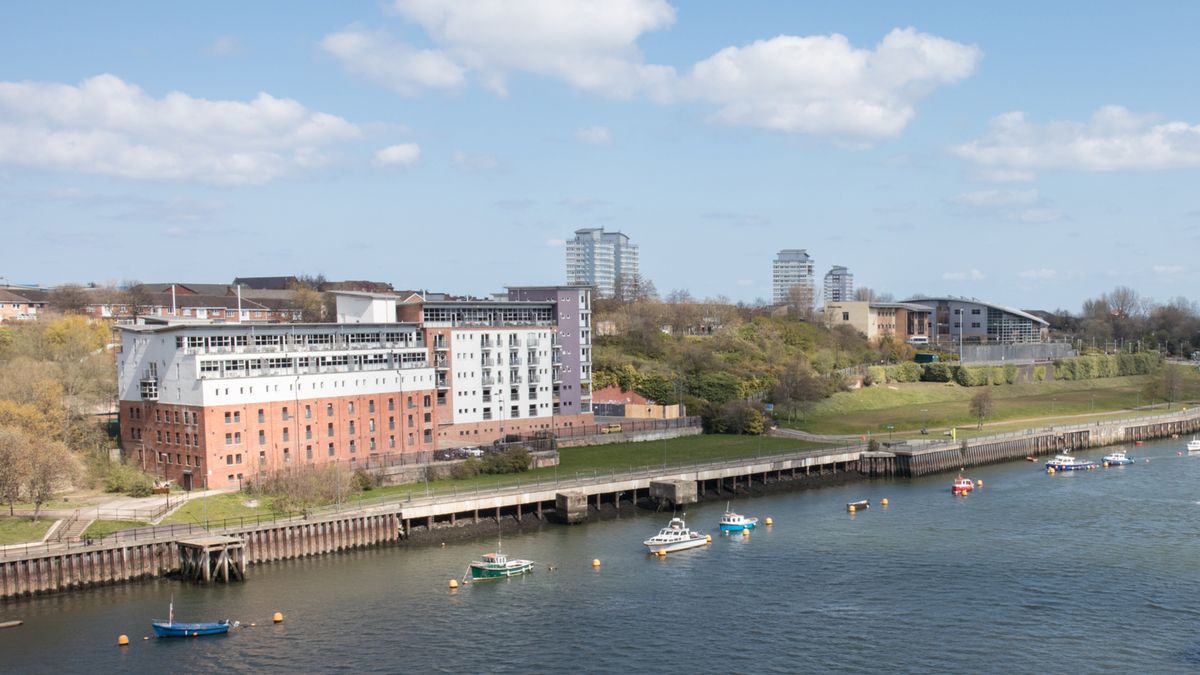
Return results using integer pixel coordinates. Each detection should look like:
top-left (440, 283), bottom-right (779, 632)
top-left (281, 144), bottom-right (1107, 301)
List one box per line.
top-left (118, 321), bottom-right (420, 334)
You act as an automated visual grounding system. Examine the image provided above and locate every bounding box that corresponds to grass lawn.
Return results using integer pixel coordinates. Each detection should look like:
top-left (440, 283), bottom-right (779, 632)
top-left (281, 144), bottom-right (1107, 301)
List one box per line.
top-left (80, 519), bottom-right (149, 539)
top-left (788, 371), bottom-right (1200, 436)
top-left (160, 493), bottom-right (277, 526)
top-left (0, 517), bottom-right (55, 545)
top-left (363, 434), bottom-right (825, 501)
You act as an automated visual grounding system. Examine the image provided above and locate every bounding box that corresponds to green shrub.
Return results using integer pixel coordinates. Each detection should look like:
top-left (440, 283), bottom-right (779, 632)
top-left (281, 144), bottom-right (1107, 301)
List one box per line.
top-left (1004, 364), bottom-right (1018, 384)
top-left (450, 458), bottom-right (481, 479)
top-left (884, 362), bottom-right (922, 383)
top-left (1034, 365), bottom-right (1046, 381)
top-left (953, 365), bottom-right (989, 387)
top-left (127, 482), bottom-right (153, 498)
top-left (867, 366), bottom-right (887, 385)
top-left (353, 469), bottom-right (380, 492)
top-left (990, 366), bottom-right (1006, 385)
top-left (922, 362), bottom-right (954, 382)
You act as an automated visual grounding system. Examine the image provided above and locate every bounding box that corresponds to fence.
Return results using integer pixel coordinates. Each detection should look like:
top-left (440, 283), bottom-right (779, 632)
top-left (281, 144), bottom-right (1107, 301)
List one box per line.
top-left (514, 416), bottom-right (701, 441)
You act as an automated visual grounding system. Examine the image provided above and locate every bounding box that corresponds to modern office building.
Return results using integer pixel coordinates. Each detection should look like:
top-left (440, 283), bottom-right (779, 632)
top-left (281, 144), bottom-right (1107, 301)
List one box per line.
top-left (116, 286), bottom-right (593, 490)
top-left (823, 266), bottom-right (854, 304)
top-left (565, 228), bottom-right (638, 298)
top-left (905, 296), bottom-right (1049, 344)
top-left (772, 249), bottom-right (815, 305)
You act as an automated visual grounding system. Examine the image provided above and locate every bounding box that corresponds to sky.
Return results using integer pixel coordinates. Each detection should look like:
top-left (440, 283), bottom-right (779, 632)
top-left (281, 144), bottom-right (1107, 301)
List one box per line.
top-left (1, 1), bottom-right (1198, 311)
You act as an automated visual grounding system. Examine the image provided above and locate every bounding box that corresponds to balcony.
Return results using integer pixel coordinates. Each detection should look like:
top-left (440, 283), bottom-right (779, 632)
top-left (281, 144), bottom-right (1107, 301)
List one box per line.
top-left (482, 376), bottom-right (497, 386)
top-left (508, 354), bottom-right (523, 366)
top-left (481, 339), bottom-right (495, 350)
top-left (435, 375), bottom-right (449, 389)
top-left (552, 370), bottom-right (562, 383)
top-left (481, 357), bottom-right (496, 367)
top-left (528, 371), bottom-right (541, 383)
top-left (139, 377), bottom-right (159, 401)
top-left (434, 358), bottom-right (448, 369)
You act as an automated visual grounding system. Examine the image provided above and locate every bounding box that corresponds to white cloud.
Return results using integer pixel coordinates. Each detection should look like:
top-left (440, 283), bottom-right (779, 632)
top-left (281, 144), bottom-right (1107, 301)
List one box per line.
top-left (1153, 264), bottom-right (1185, 276)
top-left (372, 143), bottom-right (421, 167)
top-left (681, 28), bottom-right (981, 139)
top-left (1014, 208), bottom-right (1064, 224)
top-left (0, 74), bottom-right (361, 185)
top-left (1019, 268), bottom-right (1057, 281)
top-left (575, 125), bottom-right (612, 145)
top-left (389, 0), bottom-right (677, 97)
top-left (204, 36), bottom-right (241, 57)
top-left (321, 27), bottom-right (466, 95)
top-left (953, 106), bottom-right (1200, 176)
top-left (948, 189), bottom-right (1039, 207)
top-left (451, 150), bottom-right (500, 171)
top-left (325, 5), bottom-right (978, 141)
top-left (942, 269), bottom-right (985, 281)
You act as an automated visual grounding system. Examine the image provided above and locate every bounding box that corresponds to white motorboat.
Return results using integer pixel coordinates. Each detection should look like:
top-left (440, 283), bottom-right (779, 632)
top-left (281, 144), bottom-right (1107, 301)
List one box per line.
top-left (643, 517), bottom-right (709, 554)
top-left (1102, 449), bottom-right (1134, 466)
top-left (719, 503), bottom-right (759, 532)
top-left (1188, 437), bottom-right (1200, 455)
top-left (1045, 452), bottom-right (1096, 471)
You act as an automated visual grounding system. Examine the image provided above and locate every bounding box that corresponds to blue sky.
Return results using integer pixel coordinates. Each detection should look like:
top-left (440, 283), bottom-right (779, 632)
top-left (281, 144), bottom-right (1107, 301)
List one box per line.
top-left (1, 1), bottom-right (1197, 311)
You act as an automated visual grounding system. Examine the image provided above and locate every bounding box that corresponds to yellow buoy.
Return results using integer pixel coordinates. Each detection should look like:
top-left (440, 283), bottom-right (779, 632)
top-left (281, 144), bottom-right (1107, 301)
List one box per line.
top-left (655, 550), bottom-right (666, 557)
top-left (143, 636), bottom-right (149, 641)
top-left (741, 528), bottom-right (749, 537)
top-left (976, 479), bottom-right (983, 487)
top-left (765, 517), bottom-right (773, 526)
top-left (592, 558), bottom-right (601, 568)
top-left (117, 635), bottom-right (129, 646)
top-left (249, 623), bottom-right (256, 628)
top-left (705, 534), bottom-right (712, 543)
top-left (848, 505), bottom-right (856, 513)
top-left (272, 612), bottom-right (284, 624)
top-left (1047, 467), bottom-right (1055, 475)
top-left (448, 579), bottom-right (459, 589)
top-left (1103, 461), bottom-right (1109, 468)
top-left (880, 498), bottom-right (889, 506)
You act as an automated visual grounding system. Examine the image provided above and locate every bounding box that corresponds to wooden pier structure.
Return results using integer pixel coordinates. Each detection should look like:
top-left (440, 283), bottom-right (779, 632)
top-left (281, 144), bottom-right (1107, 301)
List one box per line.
top-left (178, 536), bottom-right (245, 584)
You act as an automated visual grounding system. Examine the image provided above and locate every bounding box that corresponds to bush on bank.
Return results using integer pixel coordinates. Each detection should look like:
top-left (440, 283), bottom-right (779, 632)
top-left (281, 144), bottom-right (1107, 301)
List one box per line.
top-left (871, 353), bottom-right (1161, 387)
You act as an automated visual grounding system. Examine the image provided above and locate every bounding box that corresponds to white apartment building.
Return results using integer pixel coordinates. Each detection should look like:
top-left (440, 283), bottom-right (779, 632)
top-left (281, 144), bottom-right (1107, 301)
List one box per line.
top-left (772, 249), bottom-right (815, 305)
top-left (565, 228), bottom-right (639, 298)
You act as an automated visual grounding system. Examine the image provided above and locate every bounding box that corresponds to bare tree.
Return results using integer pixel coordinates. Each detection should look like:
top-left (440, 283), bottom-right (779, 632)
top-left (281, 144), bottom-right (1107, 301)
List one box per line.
top-left (122, 281), bottom-right (153, 320)
top-left (49, 284), bottom-right (89, 315)
top-left (26, 440), bottom-right (76, 522)
top-left (787, 283), bottom-right (815, 320)
top-left (969, 389), bottom-right (994, 429)
top-left (0, 429), bottom-right (30, 516)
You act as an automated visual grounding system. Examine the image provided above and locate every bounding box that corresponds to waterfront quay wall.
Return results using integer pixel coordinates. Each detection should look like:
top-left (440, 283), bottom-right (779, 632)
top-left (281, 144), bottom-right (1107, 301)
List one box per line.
top-left (863, 408), bottom-right (1200, 478)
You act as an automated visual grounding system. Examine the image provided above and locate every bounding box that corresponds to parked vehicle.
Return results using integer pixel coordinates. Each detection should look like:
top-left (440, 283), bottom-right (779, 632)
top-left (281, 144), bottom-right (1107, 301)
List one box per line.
top-left (601, 423), bottom-right (623, 434)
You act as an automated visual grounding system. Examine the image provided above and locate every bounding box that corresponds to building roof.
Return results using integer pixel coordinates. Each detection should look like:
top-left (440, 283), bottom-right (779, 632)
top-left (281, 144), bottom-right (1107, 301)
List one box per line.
top-left (0, 288), bottom-right (44, 304)
top-left (139, 283), bottom-right (234, 296)
top-left (903, 296), bottom-right (1049, 326)
top-left (870, 302), bottom-right (933, 312)
top-left (233, 276), bottom-right (299, 290)
top-left (118, 320), bottom-right (416, 333)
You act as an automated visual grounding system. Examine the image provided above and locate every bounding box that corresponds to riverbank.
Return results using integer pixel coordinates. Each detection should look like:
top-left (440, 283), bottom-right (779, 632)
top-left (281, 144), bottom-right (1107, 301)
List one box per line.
top-left (4, 406), bottom-right (1198, 602)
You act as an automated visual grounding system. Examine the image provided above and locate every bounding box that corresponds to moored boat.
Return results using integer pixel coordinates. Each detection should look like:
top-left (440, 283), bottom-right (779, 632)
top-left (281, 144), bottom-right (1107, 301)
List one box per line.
top-left (1102, 449), bottom-right (1134, 466)
top-left (151, 601), bottom-right (235, 638)
top-left (1188, 437), bottom-right (1200, 454)
top-left (468, 550), bottom-right (535, 580)
top-left (644, 517), bottom-right (708, 553)
top-left (952, 475), bottom-right (974, 495)
top-left (846, 499), bottom-right (869, 511)
top-left (719, 503), bottom-right (759, 532)
top-left (1045, 453), bottom-right (1096, 471)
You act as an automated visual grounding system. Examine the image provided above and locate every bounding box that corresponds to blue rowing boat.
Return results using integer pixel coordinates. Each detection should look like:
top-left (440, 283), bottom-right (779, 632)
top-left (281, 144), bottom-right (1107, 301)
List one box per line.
top-left (151, 600), bottom-right (236, 637)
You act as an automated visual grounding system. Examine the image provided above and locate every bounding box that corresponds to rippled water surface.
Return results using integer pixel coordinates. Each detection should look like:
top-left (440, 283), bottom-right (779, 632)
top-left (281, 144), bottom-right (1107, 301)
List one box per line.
top-left (4, 437), bottom-right (1200, 673)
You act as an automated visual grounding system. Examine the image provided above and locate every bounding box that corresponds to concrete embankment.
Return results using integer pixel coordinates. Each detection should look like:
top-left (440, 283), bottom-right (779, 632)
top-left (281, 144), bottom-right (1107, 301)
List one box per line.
top-left (4, 408), bottom-right (1198, 601)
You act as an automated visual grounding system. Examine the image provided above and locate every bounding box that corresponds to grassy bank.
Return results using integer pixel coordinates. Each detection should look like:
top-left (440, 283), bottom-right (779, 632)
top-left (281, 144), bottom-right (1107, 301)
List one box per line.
top-left (161, 493), bottom-right (277, 526)
top-left (0, 517), bottom-right (55, 545)
top-left (80, 519), bottom-right (148, 539)
top-left (789, 372), bottom-right (1200, 436)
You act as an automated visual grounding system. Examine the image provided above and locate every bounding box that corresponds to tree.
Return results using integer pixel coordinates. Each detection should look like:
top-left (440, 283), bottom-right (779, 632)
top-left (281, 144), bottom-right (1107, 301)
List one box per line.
top-left (772, 363), bottom-right (827, 422)
top-left (1146, 364), bottom-right (1184, 408)
top-left (786, 283), bottom-right (815, 320)
top-left (293, 286), bottom-right (327, 322)
top-left (122, 282), bottom-right (153, 319)
top-left (49, 284), bottom-right (89, 315)
top-left (969, 389), bottom-right (994, 429)
top-left (26, 440), bottom-right (76, 522)
top-left (853, 288), bottom-right (894, 303)
top-left (0, 429), bottom-right (31, 516)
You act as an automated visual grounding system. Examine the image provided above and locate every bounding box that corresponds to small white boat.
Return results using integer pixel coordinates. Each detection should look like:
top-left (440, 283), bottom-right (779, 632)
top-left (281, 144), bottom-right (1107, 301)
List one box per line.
top-left (1045, 453), bottom-right (1096, 471)
top-left (1188, 437), bottom-right (1200, 454)
top-left (1102, 450), bottom-right (1134, 466)
top-left (719, 503), bottom-right (758, 532)
top-left (643, 517), bottom-right (708, 554)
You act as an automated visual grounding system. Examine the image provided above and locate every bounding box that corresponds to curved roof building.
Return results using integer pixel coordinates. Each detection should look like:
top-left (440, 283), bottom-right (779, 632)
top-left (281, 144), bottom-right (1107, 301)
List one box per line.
top-left (904, 296), bottom-right (1049, 344)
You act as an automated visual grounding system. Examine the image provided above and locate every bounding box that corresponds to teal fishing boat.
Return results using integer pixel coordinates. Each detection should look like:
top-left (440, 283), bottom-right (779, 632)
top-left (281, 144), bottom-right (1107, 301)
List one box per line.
top-left (468, 549), bottom-right (534, 580)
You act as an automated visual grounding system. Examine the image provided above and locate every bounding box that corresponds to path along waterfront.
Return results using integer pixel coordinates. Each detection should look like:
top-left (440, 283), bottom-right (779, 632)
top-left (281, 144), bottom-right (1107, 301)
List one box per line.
top-left (4, 434), bottom-right (1200, 673)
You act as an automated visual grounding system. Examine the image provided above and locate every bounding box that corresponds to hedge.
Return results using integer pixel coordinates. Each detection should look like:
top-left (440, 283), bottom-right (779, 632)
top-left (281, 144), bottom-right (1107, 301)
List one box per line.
top-left (1053, 353), bottom-right (1160, 381)
top-left (883, 362), bottom-right (923, 383)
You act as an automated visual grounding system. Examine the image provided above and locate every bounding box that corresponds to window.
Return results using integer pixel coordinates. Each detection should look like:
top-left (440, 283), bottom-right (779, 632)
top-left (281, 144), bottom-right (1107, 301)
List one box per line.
top-left (842, 312), bottom-right (850, 321)
top-left (423, 412), bottom-right (431, 423)
top-left (423, 429), bottom-right (432, 443)
top-left (423, 395), bottom-right (431, 407)
top-left (529, 404), bottom-right (537, 417)
top-left (306, 445), bottom-right (313, 460)
top-left (349, 439), bottom-right (357, 453)
top-left (258, 430), bottom-right (266, 446)
top-left (348, 421), bottom-right (356, 435)
top-left (282, 406), bottom-right (290, 421)
top-left (328, 443), bottom-right (335, 457)
top-left (257, 408), bottom-right (265, 423)
top-left (389, 435), bottom-right (396, 449)
top-left (407, 396), bottom-right (414, 409)
top-left (408, 433), bottom-right (415, 446)
top-left (368, 400), bottom-right (375, 413)
top-left (224, 411), bottom-right (232, 423)
top-left (283, 448), bottom-right (291, 464)
top-left (971, 308), bottom-right (981, 315)
top-left (305, 425), bottom-right (312, 440)
top-left (326, 403), bottom-right (334, 416)
top-left (388, 398), bottom-right (395, 411)
top-left (388, 416), bottom-right (395, 431)
top-left (282, 428), bottom-right (290, 442)
top-left (369, 438), bottom-right (376, 451)
top-left (368, 418), bottom-right (376, 433)
top-left (971, 322), bottom-right (981, 328)
top-left (226, 454), bottom-right (233, 465)
top-left (305, 405), bottom-right (312, 419)
top-left (259, 450), bottom-right (266, 466)
top-left (327, 422), bottom-right (334, 437)
top-left (225, 433), bottom-right (233, 446)
top-left (348, 401), bottom-right (355, 414)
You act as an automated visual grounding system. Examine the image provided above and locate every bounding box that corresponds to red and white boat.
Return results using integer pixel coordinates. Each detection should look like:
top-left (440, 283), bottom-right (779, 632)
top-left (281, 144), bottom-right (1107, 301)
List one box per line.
top-left (952, 476), bottom-right (974, 495)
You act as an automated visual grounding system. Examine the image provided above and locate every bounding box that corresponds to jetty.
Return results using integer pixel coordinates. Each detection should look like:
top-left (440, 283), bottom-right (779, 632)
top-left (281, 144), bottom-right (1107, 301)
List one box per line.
top-left (3, 407), bottom-right (1198, 601)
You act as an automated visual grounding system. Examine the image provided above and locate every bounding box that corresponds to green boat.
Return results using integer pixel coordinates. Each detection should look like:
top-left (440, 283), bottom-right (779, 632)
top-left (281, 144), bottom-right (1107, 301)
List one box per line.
top-left (468, 550), bottom-right (534, 580)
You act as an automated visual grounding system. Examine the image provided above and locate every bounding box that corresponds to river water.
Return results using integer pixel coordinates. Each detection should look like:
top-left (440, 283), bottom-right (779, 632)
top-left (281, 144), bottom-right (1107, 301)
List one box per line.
top-left (4, 436), bottom-right (1200, 673)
